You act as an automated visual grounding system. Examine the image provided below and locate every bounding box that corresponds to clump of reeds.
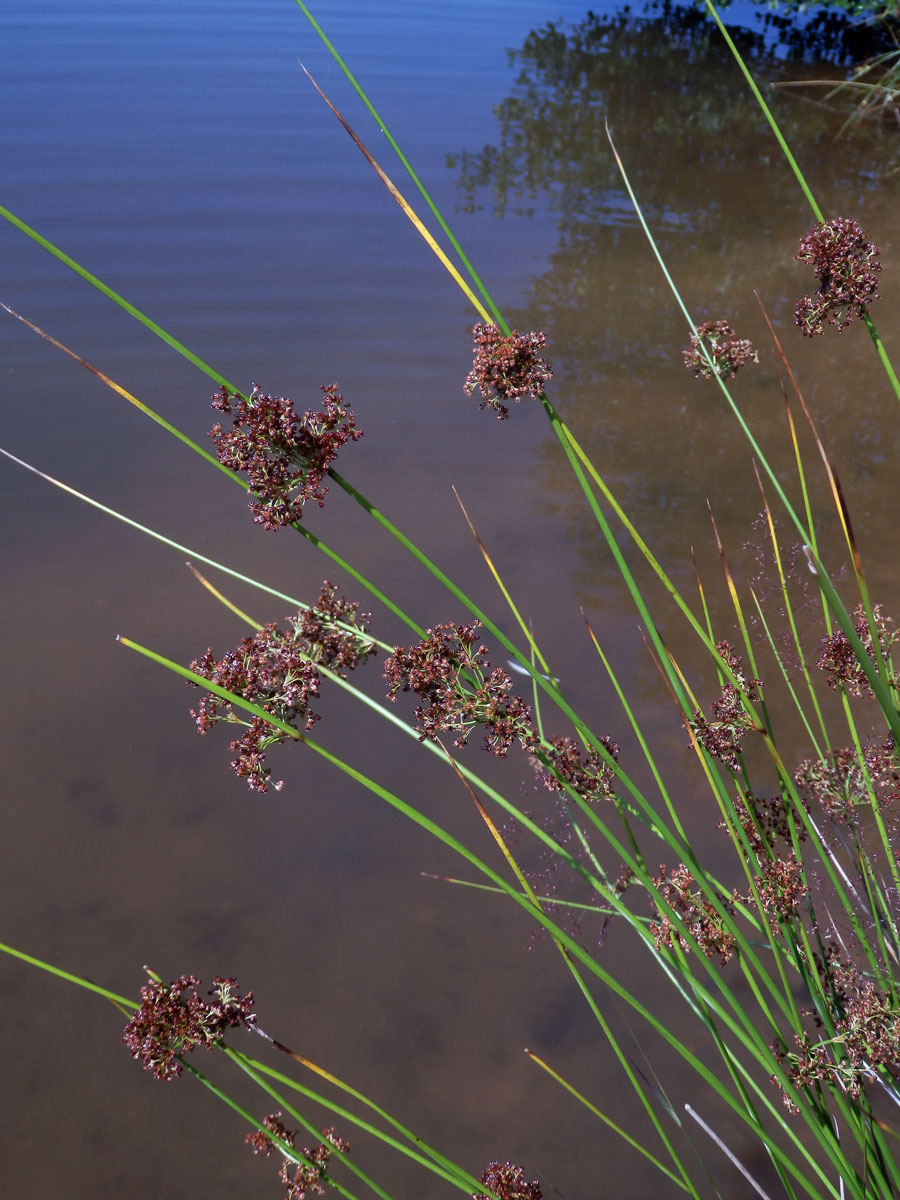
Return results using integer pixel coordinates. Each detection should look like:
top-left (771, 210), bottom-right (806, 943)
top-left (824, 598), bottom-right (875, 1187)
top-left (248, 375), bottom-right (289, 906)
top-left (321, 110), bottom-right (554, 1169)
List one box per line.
top-left (2, 1), bottom-right (900, 1197)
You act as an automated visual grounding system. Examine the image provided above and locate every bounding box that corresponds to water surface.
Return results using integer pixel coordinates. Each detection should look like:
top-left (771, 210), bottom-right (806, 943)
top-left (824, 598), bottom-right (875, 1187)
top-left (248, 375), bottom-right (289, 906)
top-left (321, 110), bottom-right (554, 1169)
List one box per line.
top-left (2, 1), bottom-right (899, 1196)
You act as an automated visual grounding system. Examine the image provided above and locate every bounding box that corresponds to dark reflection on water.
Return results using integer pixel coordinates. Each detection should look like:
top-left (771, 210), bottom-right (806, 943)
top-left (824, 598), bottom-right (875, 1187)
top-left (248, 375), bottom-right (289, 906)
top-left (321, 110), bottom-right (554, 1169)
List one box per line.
top-left (451, 0), bottom-right (900, 622)
top-left (452, 2), bottom-right (897, 225)
top-left (2, 1), bottom-right (900, 1197)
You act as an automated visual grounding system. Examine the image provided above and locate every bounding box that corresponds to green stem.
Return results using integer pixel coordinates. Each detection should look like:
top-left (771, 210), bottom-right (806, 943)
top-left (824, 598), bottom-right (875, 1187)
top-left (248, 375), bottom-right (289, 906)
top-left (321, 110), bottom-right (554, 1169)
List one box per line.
top-left (703, 1), bottom-right (900, 408)
top-left (0, 204), bottom-right (240, 393)
top-left (0, 940), bottom-right (136, 1008)
top-left (290, 2), bottom-right (506, 331)
top-left (180, 1056), bottom-right (365, 1200)
top-left (701, 2), bottom-right (822, 222)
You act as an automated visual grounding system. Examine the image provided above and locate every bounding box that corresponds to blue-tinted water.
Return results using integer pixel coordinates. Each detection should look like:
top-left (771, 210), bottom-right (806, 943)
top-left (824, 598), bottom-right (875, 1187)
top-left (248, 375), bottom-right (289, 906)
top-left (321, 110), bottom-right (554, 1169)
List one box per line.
top-left (2, 2), bottom-right (899, 1197)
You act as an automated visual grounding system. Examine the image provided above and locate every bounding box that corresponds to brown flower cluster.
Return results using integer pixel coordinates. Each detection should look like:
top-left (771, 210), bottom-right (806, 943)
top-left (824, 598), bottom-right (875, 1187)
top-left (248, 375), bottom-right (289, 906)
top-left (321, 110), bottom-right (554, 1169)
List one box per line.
top-left (464, 324), bottom-right (553, 419)
top-left (384, 625), bottom-right (623, 818)
top-left (752, 853), bottom-right (807, 921)
top-left (795, 736), bottom-right (899, 824)
top-left (726, 791), bottom-right (809, 858)
top-left (122, 974), bottom-right (256, 1081)
top-left (816, 602), bottom-right (897, 699)
top-left (246, 1114), bottom-right (349, 1200)
top-left (190, 582), bottom-right (376, 792)
top-left (650, 863), bottom-right (736, 965)
top-left (473, 1161), bottom-right (544, 1200)
top-left (794, 217), bottom-right (882, 336)
top-left (384, 622), bottom-right (537, 756)
top-left (531, 734), bottom-right (619, 803)
top-left (246, 1112), bottom-right (297, 1157)
top-left (775, 1032), bottom-right (842, 1112)
top-left (721, 795), bottom-right (808, 923)
top-left (776, 952), bottom-right (900, 1107)
top-left (682, 319), bottom-right (759, 380)
top-left (210, 383), bottom-right (362, 528)
top-left (689, 641), bottom-right (762, 769)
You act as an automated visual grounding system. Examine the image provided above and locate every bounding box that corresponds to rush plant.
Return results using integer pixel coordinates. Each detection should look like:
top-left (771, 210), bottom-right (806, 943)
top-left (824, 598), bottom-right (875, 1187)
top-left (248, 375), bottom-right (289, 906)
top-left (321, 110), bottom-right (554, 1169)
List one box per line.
top-left (3, 2), bottom-right (900, 1197)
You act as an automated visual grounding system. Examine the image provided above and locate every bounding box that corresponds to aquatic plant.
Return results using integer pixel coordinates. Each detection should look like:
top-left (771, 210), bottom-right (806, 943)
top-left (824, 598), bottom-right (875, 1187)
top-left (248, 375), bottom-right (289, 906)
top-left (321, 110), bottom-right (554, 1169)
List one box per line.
top-left (682, 319), bottom-right (759, 379)
top-left (3, 1), bottom-right (900, 1197)
top-left (794, 217), bottom-right (883, 336)
top-left (210, 382), bottom-right (363, 529)
top-left (463, 323), bottom-right (554, 418)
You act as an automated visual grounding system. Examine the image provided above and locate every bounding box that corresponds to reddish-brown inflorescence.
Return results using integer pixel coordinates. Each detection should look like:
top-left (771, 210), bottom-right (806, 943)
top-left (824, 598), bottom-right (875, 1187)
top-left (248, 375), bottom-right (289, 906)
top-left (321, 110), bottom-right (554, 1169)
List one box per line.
top-left (464, 323), bottom-right (553, 419)
top-left (650, 863), bottom-right (736, 965)
top-left (718, 795), bottom-right (808, 924)
top-left (473, 1161), bottom-right (544, 1200)
top-left (794, 217), bottom-right (882, 336)
top-left (246, 1113), bottom-right (297, 1157)
top-left (774, 950), bottom-right (900, 1108)
top-left (246, 1114), bottom-right (349, 1200)
top-left (682, 319), bottom-right (759, 380)
top-left (531, 734), bottom-right (619, 803)
top-left (190, 582), bottom-right (376, 792)
top-left (795, 736), bottom-right (899, 824)
top-left (724, 791), bottom-right (809, 859)
top-left (816, 602), bottom-right (897, 699)
top-left (753, 853), bottom-right (807, 921)
top-left (122, 974), bottom-right (256, 1081)
top-left (689, 641), bottom-right (762, 769)
top-left (384, 621), bottom-right (537, 756)
top-left (209, 383), bottom-right (362, 529)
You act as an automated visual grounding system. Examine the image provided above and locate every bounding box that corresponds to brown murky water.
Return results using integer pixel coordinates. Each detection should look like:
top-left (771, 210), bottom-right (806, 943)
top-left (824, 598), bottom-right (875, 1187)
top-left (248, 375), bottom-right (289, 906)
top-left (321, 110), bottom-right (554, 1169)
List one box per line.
top-left (2, 1), bottom-right (900, 1196)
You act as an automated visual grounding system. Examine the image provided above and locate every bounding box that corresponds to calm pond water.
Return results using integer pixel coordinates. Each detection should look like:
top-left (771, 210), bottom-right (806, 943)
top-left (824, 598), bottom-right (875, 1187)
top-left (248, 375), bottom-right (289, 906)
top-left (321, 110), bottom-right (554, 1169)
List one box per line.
top-left (2, 1), bottom-right (900, 1196)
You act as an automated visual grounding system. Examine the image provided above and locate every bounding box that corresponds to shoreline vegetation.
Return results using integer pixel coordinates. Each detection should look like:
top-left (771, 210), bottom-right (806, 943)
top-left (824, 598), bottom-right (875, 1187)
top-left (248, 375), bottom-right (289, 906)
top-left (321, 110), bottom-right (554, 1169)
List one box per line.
top-left (4, 1), bottom-right (900, 1196)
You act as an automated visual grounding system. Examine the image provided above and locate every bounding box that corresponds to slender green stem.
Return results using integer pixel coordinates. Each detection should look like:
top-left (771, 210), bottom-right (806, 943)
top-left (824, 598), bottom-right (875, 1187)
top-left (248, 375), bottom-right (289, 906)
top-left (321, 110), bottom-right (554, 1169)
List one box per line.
top-left (181, 1056), bottom-right (365, 1200)
top-left (0, 940), bottom-right (136, 1009)
top-left (175, 643), bottom-right (860, 1190)
top-left (527, 1049), bottom-right (692, 1192)
top-left (863, 311), bottom-right (900, 406)
top-left (235, 1051), bottom-right (492, 1193)
top-left (606, 125), bottom-right (900, 751)
top-left (701, 3), bottom-right (822, 222)
top-left (0, 205), bottom-right (240, 392)
top-left (290, 2), bottom-right (505, 330)
top-left (703, 1), bottom-right (900, 408)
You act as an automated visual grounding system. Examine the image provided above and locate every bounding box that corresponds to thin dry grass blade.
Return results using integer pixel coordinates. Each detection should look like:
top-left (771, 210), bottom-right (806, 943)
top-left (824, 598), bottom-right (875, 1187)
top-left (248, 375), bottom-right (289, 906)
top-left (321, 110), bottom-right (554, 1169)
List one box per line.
top-left (750, 462), bottom-right (828, 744)
top-left (706, 502), bottom-right (769, 740)
top-left (685, 1105), bottom-right (775, 1200)
top-left (0, 301), bottom-right (230, 475)
top-left (2, 302), bottom-right (169, 420)
top-left (299, 64), bottom-right (492, 324)
top-left (752, 292), bottom-right (863, 585)
top-left (753, 293), bottom-right (899, 711)
top-left (451, 485), bottom-right (555, 683)
top-left (438, 737), bottom-right (543, 909)
top-left (707, 501), bottom-right (745, 632)
top-left (185, 563), bottom-right (262, 629)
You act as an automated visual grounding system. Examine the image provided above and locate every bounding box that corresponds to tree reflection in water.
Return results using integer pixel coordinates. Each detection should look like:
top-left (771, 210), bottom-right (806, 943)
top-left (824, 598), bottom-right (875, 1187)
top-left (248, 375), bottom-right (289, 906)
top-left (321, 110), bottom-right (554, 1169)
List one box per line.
top-left (448, 1), bottom-right (900, 613)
